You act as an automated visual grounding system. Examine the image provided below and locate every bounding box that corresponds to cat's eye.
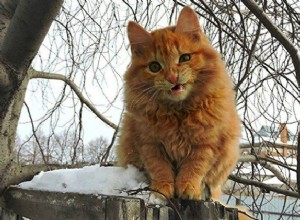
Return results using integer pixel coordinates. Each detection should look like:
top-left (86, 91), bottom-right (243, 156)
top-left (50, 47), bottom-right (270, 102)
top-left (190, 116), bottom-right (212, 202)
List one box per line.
top-left (179, 54), bottom-right (191, 63)
top-left (148, 61), bottom-right (162, 73)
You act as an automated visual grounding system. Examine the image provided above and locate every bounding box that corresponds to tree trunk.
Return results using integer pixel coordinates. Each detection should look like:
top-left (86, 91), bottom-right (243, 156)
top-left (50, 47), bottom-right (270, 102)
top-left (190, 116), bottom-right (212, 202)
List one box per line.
top-left (0, 73), bottom-right (30, 192)
top-left (0, 0), bottom-right (63, 194)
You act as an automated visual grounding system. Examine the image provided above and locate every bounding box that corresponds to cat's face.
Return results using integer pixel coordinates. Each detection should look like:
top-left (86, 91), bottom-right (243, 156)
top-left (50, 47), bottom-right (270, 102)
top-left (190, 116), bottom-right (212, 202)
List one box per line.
top-left (125, 7), bottom-right (217, 108)
top-left (140, 29), bottom-right (201, 102)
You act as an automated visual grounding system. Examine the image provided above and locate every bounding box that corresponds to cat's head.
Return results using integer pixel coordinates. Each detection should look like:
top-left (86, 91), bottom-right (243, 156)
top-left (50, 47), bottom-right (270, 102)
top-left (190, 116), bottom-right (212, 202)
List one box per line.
top-left (125, 6), bottom-right (221, 109)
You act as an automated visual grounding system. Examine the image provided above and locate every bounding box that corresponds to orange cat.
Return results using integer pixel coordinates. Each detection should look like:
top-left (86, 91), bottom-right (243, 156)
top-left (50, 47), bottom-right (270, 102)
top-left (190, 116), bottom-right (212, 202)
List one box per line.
top-left (117, 6), bottom-right (240, 201)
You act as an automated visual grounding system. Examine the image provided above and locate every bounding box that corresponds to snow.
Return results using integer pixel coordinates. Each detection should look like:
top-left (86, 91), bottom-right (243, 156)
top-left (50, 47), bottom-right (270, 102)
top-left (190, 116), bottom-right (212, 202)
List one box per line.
top-left (263, 177), bottom-right (285, 185)
top-left (236, 162), bottom-right (297, 186)
top-left (270, 156), bottom-right (297, 166)
top-left (19, 165), bottom-right (165, 205)
top-left (236, 164), bottom-right (274, 176)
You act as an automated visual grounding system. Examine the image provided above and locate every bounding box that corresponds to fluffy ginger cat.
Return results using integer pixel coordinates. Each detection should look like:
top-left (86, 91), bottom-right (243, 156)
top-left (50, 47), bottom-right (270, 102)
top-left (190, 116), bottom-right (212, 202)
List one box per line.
top-left (117, 6), bottom-right (240, 201)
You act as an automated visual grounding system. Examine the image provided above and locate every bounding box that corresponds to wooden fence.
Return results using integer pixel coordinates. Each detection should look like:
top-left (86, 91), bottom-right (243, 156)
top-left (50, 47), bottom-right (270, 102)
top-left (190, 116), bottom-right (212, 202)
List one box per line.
top-left (0, 186), bottom-right (238, 220)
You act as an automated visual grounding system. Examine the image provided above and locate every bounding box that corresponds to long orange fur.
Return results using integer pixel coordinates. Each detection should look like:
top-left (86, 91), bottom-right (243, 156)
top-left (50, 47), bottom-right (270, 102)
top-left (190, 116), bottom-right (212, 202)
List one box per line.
top-left (117, 7), bottom-right (240, 201)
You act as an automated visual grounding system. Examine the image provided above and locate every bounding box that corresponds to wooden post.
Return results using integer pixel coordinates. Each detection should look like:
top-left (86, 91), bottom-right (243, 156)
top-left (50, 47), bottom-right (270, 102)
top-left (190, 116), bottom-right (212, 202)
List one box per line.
top-left (174, 199), bottom-right (238, 220)
top-left (1, 187), bottom-right (238, 220)
top-left (0, 207), bottom-right (21, 220)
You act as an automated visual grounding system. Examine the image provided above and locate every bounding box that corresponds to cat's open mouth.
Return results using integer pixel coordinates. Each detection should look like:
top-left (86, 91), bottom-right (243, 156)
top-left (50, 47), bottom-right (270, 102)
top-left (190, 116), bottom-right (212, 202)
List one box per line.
top-left (170, 84), bottom-right (186, 95)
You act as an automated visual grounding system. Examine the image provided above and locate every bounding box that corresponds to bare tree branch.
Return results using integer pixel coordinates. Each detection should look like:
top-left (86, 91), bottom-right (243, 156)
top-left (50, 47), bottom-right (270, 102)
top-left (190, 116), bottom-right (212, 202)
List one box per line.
top-left (23, 102), bottom-right (48, 166)
top-left (239, 154), bottom-right (297, 172)
top-left (29, 69), bottom-right (118, 130)
top-left (229, 174), bottom-right (300, 198)
top-left (240, 0), bottom-right (300, 88)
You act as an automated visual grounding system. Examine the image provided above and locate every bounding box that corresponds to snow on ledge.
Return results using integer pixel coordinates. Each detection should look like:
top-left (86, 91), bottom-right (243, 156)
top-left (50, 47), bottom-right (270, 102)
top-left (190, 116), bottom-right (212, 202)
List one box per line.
top-left (18, 165), bottom-right (165, 204)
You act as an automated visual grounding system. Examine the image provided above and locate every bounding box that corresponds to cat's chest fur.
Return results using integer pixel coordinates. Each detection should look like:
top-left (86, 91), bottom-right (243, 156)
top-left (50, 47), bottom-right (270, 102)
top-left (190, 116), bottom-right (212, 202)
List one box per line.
top-left (136, 104), bottom-right (221, 163)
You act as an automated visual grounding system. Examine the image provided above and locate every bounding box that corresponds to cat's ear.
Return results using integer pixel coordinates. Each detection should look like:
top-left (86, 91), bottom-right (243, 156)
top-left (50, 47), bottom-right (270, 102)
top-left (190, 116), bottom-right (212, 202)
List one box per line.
top-left (175, 6), bottom-right (201, 34)
top-left (127, 21), bottom-right (152, 45)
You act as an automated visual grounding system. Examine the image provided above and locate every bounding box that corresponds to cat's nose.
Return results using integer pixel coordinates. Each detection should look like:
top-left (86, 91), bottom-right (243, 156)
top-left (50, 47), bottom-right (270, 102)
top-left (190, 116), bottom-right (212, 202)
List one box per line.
top-left (168, 75), bottom-right (178, 84)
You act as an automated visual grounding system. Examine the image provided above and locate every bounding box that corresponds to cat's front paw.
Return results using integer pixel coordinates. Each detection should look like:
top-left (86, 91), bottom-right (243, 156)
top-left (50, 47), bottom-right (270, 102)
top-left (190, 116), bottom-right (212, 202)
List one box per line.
top-left (150, 181), bottom-right (174, 199)
top-left (175, 181), bottom-right (201, 200)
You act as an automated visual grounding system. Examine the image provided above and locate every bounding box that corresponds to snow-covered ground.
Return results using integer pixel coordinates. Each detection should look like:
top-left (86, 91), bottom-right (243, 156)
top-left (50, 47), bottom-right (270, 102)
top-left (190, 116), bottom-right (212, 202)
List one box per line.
top-left (19, 165), bottom-right (165, 204)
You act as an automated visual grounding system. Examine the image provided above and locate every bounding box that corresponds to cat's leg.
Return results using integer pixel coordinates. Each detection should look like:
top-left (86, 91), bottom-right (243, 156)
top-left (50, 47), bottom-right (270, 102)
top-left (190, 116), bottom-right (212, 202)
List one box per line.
top-left (141, 144), bottom-right (175, 199)
top-left (116, 131), bottom-right (143, 168)
top-left (117, 142), bottom-right (143, 168)
top-left (205, 138), bottom-right (239, 200)
top-left (116, 114), bottom-right (145, 168)
top-left (175, 145), bottom-right (217, 200)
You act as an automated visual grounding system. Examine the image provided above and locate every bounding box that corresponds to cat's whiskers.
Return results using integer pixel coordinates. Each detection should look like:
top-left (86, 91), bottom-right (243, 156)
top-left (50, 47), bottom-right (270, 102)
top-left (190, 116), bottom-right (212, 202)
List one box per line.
top-left (129, 83), bottom-right (151, 92)
top-left (129, 86), bottom-right (156, 111)
top-left (145, 89), bottom-right (160, 114)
